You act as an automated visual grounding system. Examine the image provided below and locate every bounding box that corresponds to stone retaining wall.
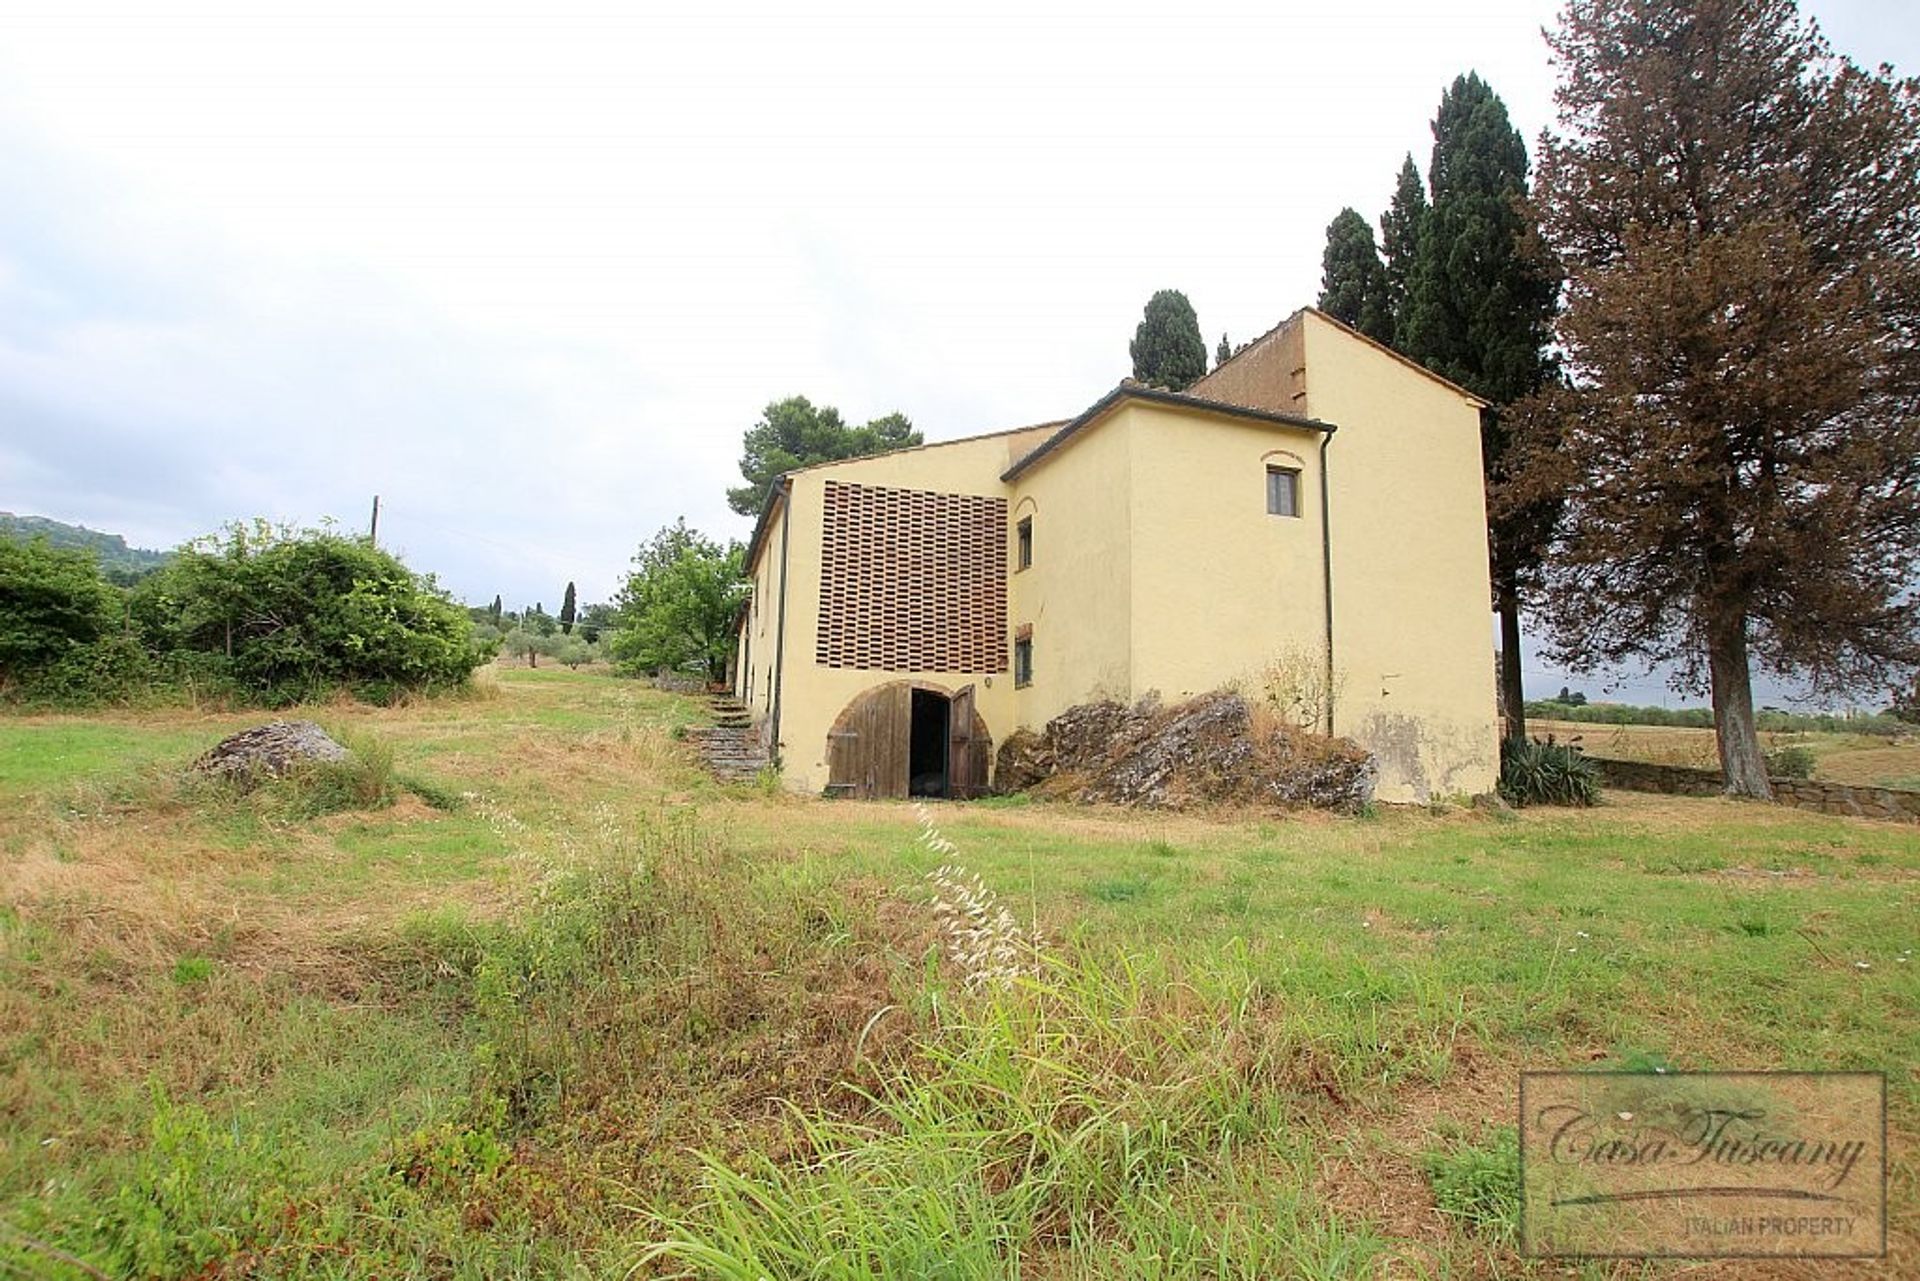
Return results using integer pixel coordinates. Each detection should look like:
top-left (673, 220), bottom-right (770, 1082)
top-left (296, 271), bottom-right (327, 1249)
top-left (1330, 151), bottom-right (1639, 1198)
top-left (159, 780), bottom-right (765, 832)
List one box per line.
top-left (1590, 756), bottom-right (1920, 821)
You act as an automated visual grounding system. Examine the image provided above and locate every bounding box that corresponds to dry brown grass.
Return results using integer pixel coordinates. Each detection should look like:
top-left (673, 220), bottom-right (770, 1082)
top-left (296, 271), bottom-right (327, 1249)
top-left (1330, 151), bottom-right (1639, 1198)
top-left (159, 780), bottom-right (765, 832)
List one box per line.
top-left (1535, 717), bottom-right (1920, 790)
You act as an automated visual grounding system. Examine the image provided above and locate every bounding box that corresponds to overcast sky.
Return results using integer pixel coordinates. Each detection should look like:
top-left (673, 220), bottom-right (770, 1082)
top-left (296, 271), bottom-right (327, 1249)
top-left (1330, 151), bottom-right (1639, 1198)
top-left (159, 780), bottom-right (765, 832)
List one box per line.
top-left (3, 1), bottom-right (1913, 704)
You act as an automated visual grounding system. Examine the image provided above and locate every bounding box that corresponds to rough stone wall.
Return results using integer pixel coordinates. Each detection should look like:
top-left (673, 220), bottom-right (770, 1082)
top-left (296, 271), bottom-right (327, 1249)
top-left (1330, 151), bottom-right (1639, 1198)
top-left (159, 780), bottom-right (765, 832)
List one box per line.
top-left (1591, 756), bottom-right (1920, 822)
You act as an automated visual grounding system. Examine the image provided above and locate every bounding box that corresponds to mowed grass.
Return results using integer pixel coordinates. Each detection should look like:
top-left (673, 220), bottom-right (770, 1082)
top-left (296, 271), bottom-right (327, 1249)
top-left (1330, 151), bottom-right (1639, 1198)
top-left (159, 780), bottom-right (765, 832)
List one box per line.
top-left (1533, 716), bottom-right (1920, 788)
top-left (0, 668), bottom-right (1912, 1278)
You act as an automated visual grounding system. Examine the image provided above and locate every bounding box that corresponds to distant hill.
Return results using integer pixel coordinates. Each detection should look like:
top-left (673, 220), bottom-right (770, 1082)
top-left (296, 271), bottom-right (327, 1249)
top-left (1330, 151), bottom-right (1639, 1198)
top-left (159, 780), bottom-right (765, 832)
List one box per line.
top-left (1, 512), bottom-right (172, 582)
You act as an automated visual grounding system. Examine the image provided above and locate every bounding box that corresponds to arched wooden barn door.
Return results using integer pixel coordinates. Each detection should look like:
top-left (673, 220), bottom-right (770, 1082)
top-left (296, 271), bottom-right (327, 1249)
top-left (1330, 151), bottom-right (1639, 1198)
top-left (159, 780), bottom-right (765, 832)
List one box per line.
top-left (825, 681), bottom-right (992, 800)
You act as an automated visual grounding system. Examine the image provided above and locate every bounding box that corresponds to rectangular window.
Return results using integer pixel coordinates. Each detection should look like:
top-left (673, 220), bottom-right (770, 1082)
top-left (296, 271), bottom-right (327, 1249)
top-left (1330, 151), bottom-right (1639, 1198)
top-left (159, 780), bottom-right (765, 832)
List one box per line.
top-left (1016, 516), bottom-right (1033, 570)
top-left (1266, 466), bottom-right (1300, 518)
top-left (1014, 636), bottom-right (1033, 688)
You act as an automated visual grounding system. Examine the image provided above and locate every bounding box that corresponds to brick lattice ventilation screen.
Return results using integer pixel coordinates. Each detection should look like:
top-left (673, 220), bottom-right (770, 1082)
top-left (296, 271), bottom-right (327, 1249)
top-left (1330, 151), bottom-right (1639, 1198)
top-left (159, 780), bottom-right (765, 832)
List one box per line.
top-left (816, 480), bottom-right (1008, 673)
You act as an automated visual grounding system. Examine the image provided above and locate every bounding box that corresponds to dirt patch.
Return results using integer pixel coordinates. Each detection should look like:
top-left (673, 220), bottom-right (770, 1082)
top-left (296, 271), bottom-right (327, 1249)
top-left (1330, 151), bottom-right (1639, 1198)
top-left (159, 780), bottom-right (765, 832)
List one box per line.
top-left (1313, 1044), bottom-right (1509, 1249)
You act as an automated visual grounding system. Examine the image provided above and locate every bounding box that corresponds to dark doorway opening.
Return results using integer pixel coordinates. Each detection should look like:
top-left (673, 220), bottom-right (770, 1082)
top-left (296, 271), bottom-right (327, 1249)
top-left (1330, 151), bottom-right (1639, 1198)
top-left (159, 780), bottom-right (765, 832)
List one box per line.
top-left (909, 688), bottom-right (950, 797)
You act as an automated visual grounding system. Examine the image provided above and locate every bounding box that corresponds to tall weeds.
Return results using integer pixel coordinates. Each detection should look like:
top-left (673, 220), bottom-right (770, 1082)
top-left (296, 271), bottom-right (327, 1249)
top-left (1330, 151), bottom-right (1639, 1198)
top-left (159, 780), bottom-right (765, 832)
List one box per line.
top-left (918, 803), bottom-right (1046, 992)
top-left (638, 814), bottom-right (1391, 1278)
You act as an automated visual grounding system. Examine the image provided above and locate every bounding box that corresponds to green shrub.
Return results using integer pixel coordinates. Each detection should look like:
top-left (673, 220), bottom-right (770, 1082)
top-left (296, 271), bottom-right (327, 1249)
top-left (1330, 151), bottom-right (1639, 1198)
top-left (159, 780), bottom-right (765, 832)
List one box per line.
top-left (1498, 737), bottom-right (1600, 807)
top-left (128, 521), bottom-right (489, 700)
top-left (91, 1088), bottom-right (303, 1276)
top-left (1764, 744), bottom-right (1817, 779)
top-left (1526, 697), bottom-right (1910, 738)
top-left (6, 522), bottom-right (489, 708)
top-left (171, 955), bottom-right (214, 985)
top-left (1422, 1127), bottom-right (1520, 1242)
top-left (398, 771), bottom-right (466, 812)
top-left (282, 734), bottom-right (399, 817)
top-left (0, 537), bottom-right (122, 676)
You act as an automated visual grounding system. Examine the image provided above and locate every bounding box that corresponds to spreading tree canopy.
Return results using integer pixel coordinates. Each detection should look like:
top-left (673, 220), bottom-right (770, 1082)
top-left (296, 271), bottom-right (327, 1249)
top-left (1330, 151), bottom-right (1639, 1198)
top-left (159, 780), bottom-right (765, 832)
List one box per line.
top-left (1129, 289), bottom-right (1207, 391)
top-left (727, 397), bottom-right (920, 516)
top-left (607, 519), bottom-right (748, 683)
top-left (1317, 209), bottom-right (1393, 343)
top-left (1520, 0), bottom-right (1920, 795)
top-left (1379, 154), bottom-right (1429, 343)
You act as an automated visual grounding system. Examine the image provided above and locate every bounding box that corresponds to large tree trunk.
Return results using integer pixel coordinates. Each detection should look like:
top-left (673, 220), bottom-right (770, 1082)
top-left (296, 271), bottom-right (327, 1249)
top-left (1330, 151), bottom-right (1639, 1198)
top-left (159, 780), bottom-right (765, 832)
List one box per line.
top-left (1497, 575), bottom-right (1527, 744)
top-left (1707, 610), bottom-right (1771, 799)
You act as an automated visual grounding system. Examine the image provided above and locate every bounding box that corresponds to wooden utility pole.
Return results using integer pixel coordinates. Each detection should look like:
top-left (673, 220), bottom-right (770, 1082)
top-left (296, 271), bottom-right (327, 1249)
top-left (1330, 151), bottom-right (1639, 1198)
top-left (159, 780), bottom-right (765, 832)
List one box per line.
top-left (368, 495), bottom-right (381, 546)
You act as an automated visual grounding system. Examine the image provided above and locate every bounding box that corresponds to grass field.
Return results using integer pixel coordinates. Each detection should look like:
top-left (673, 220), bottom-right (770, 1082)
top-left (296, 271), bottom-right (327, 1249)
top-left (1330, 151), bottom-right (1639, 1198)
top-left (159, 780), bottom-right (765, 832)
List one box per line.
top-left (2, 668), bottom-right (1915, 1278)
top-left (1532, 717), bottom-right (1920, 789)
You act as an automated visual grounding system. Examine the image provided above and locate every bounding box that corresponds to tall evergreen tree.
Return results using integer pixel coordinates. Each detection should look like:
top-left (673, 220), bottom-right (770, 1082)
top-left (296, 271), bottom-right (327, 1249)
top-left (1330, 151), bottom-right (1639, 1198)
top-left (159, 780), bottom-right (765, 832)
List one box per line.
top-left (1129, 290), bottom-right (1207, 391)
top-left (1378, 154), bottom-right (1428, 343)
top-left (489, 594), bottom-right (502, 626)
top-left (1317, 208), bottom-right (1393, 342)
top-left (1216, 333), bottom-right (1232, 368)
top-left (559, 581), bottom-right (577, 635)
top-left (1398, 73), bottom-right (1560, 745)
top-left (1520, 0), bottom-right (1920, 796)
top-left (1400, 74), bottom-right (1556, 404)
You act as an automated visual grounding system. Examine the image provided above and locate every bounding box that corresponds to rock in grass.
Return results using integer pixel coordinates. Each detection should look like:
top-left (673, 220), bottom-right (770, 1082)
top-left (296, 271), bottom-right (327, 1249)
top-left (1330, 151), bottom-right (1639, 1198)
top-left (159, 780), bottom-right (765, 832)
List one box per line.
top-left (996, 690), bottom-right (1377, 813)
top-left (194, 720), bottom-right (347, 786)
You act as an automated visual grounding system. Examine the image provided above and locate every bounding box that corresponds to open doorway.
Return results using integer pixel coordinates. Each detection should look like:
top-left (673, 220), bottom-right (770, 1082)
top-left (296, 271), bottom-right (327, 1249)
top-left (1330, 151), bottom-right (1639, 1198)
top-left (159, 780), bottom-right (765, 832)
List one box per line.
top-left (824, 682), bottom-right (986, 800)
top-left (908, 688), bottom-right (950, 797)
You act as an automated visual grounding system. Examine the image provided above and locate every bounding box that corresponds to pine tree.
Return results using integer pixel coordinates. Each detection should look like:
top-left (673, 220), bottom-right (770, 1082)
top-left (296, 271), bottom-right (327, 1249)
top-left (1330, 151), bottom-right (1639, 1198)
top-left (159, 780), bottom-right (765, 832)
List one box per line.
top-left (1129, 290), bottom-right (1207, 391)
top-left (1378, 154), bottom-right (1428, 344)
top-left (728, 398), bottom-right (921, 516)
top-left (1397, 73), bottom-right (1560, 746)
top-left (1317, 208), bottom-right (1393, 342)
top-left (1521, 0), bottom-right (1920, 795)
top-left (560, 582), bottom-right (577, 635)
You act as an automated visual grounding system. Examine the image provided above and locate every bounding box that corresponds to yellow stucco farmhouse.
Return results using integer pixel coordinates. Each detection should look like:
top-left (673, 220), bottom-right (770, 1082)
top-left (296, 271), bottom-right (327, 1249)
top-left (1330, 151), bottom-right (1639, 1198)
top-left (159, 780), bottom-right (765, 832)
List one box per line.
top-left (732, 307), bottom-right (1499, 805)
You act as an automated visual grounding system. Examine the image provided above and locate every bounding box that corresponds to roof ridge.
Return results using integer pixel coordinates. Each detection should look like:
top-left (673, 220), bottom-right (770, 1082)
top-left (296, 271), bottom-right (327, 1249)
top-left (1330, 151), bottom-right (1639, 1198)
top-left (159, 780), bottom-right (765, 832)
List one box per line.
top-left (1300, 307), bottom-right (1489, 408)
top-left (1193, 307), bottom-right (1309, 385)
top-left (1002, 383), bottom-right (1333, 482)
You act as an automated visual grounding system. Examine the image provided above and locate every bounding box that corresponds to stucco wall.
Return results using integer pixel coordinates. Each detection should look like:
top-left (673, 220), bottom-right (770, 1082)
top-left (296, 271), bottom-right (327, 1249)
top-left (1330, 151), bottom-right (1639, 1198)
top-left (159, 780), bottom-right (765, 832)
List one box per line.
top-left (738, 497), bottom-right (786, 736)
top-left (1298, 311), bottom-right (1500, 801)
top-left (743, 311), bottom-right (1499, 804)
top-left (757, 436), bottom-right (1021, 793)
top-left (1119, 402), bottom-right (1328, 707)
top-left (1007, 412), bottom-right (1135, 725)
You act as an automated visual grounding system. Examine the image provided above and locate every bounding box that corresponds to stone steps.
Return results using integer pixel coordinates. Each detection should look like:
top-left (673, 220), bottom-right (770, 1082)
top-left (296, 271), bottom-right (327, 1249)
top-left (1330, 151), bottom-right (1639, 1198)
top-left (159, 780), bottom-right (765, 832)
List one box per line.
top-left (685, 695), bottom-right (771, 782)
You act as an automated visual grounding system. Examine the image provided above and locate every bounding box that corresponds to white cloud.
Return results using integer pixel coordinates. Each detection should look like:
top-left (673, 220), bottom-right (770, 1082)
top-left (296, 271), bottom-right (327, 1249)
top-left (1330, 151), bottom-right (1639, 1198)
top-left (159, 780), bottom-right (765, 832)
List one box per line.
top-left (0, 0), bottom-right (1911, 634)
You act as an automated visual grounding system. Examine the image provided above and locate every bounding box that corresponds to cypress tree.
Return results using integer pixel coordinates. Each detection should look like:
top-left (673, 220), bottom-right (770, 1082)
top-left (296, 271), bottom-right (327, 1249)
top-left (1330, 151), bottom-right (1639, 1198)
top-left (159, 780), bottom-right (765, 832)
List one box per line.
top-left (1400, 75), bottom-right (1556, 403)
top-left (489, 594), bottom-right (502, 625)
top-left (1216, 333), bottom-right (1232, 368)
top-left (1317, 208), bottom-right (1393, 342)
top-left (560, 582), bottom-right (577, 635)
top-left (1129, 290), bottom-right (1207, 391)
top-left (1398, 73), bottom-right (1560, 746)
top-left (1379, 155), bottom-right (1428, 344)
